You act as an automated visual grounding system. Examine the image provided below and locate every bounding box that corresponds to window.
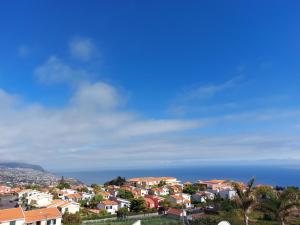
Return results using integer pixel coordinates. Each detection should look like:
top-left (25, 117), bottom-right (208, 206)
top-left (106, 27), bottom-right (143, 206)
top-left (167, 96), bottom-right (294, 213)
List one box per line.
top-left (9, 221), bottom-right (16, 225)
top-left (53, 219), bottom-right (56, 225)
top-left (47, 220), bottom-right (51, 225)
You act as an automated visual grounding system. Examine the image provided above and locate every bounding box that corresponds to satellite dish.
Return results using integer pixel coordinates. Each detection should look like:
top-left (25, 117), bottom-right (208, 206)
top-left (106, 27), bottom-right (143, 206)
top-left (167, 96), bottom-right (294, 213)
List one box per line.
top-left (218, 221), bottom-right (231, 225)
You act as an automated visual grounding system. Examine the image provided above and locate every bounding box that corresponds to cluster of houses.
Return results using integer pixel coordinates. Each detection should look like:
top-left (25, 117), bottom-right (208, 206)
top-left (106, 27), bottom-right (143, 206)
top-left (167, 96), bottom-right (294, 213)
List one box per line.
top-left (0, 177), bottom-right (241, 224)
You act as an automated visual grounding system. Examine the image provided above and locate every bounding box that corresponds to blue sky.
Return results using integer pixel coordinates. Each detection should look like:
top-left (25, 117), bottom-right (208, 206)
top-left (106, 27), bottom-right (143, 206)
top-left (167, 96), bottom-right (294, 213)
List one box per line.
top-left (1, 1), bottom-right (300, 170)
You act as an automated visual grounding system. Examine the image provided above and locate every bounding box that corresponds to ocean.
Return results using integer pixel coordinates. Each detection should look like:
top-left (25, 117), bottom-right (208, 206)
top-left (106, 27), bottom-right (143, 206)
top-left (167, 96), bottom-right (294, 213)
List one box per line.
top-left (57, 165), bottom-right (300, 187)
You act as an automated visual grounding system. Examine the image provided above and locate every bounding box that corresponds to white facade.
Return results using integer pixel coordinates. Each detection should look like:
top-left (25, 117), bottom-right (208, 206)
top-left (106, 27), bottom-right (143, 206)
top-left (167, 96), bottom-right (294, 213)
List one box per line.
top-left (0, 219), bottom-right (24, 225)
top-left (98, 201), bottom-right (119, 214)
top-left (110, 197), bottom-right (130, 209)
top-left (27, 191), bottom-right (53, 207)
top-left (210, 189), bottom-right (237, 200)
top-left (60, 203), bottom-right (80, 214)
top-left (25, 218), bottom-right (62, 225)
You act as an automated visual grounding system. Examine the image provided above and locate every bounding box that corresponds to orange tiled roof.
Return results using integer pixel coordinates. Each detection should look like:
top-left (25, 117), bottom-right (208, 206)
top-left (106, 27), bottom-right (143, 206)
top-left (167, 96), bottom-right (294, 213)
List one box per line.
top-left (99, 191), bottom-right (110, 196)
top-left (0, 208), bottom-right (24, 222)
top-left (47, 199), bottom-right (73, 208)
top-left (128, 177), bottom-right (176, 182)
top-left (101, 200), bottom-right (118, 206)
top-left (66, 193), bottom-right (82, 199)
top-left (24, 208), bottom-right (61, 223)
top-left (167, 208), bottom-right (182, 216)
top-left (170, 195), bottom-right (183, 201)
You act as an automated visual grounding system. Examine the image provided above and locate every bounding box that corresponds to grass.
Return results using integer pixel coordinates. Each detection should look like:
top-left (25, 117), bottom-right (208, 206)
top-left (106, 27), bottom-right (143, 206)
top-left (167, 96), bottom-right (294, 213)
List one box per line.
top-left (86, 216), bottom-right (182, 225)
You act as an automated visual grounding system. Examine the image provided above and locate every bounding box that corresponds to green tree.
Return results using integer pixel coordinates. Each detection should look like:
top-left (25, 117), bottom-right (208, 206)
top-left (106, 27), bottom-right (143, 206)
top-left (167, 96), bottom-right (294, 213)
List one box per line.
top-left (183, 184), bottom-right (197, 195)
top-left (193, 183), bottom-right (207, 191)
top-left (232, 177), bottom-right (256, 225)
top-left (91, 184), bottom-right (101, 194)
top-left (57, 182), bottom-right (70, 190)
top-left (89, 194), bottom-right (103, 208)
top-left (79, 199), bottom-right (88, 207)
top-left (62, 212), bottom-right (82, 225)
top-left (117, 189), bottom-right (134, 200)
top-left (117, 207), bottom-right (129, 219)
top-left (258, 188), bottom-right (300, 225)
top-left (130, 198), bottom-right (146, 213)
top-left (158, 181), bottom-right (166, 187)
top-left (104, 176), bottom-right (126, 186)
top-left (99, 209), bottom-right (108, 216)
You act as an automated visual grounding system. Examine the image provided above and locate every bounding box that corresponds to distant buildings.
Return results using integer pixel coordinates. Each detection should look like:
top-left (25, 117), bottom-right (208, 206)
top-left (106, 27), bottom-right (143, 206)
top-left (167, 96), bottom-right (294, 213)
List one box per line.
top-left (128, 177), bottom-right (180, 188)
top-left (0, 185), bottom-right (11, 195)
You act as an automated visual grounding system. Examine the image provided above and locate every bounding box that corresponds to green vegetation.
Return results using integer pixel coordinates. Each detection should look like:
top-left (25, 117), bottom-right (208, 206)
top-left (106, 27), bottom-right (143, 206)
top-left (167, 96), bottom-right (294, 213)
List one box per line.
top-left (63, 212), bottom-right (82, 225)
top-left (183, 184), bottom-right (197, 195)
top-left (116, 207), bottom-right (129, 219)
top-left (89, 194), bottom-right (103, 209)
top-left (85, 216), bottom-right (181, 225)
top-left (104, 176), bottom-right (126, 186)
top-left (57, 176), bottom-right (71, 189)
top-left (232, 177), bottom-right (256, 225)
top-left (257, 187), bottom-right (300, 225)
top-left (91, 184), bottom-right (101, 194)
top-left (116, 189), bottom-right (134, 200)
top-left (130, 198), bottom-right (146, 213)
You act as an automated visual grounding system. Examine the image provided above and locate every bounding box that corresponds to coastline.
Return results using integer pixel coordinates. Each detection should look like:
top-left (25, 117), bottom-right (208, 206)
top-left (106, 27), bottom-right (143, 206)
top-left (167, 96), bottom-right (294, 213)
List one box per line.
top-left (56, 165), bottom-right (300, 187)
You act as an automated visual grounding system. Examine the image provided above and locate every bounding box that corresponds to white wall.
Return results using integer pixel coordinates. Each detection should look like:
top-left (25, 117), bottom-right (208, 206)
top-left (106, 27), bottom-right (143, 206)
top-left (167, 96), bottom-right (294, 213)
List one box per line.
top-left (1, 219), bottom-right (24, 225)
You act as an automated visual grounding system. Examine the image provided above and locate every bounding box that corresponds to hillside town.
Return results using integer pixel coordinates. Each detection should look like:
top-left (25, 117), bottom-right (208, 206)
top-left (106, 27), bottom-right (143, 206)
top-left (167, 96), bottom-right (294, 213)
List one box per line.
top-left (1, 176), bottom-right (300, 225)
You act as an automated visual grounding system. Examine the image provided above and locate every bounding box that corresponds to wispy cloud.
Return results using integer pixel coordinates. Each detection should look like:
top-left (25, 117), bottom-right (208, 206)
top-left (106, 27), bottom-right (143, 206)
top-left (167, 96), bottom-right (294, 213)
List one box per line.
top-left (183, 75), bottom-right (244, 100)
top-left (34, 56), bottom-right (91, 84)
top-left (169, 75), bottom-right (244, 116)
top-left (69, 37), bottom-right (97, 62)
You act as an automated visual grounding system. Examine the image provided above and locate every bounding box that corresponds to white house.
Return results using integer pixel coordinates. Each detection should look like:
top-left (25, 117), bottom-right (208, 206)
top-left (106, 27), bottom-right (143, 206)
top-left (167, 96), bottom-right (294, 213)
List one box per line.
top-left (109, 197), bottom-right (130, 209)
top-left (18, 190), bottom-right (53, 208)
top-left (209, 188), bottom-right (237, 200)
top-left (192, 191), bottom-right (215, 203)
top-left (47, 199), bottom-right (80, 214)
top-left (97, 200), bottom-right (119, 214)
top-left (152, 187), bottom-right (169, 196)
top-left (0, 207), bottom-right (62, 225)
top-left (167, 194), bottom-right (192, 208)
top-left (82, 192), bottom-right (94, 200)
top-left (26, 191), bottom-right (53, 207)
top-left (128, 177), bottom-right (180, 188)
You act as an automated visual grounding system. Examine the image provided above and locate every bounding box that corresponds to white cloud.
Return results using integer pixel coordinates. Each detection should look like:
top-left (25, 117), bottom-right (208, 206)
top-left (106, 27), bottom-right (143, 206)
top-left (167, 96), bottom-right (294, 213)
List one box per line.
top-left (0, 83), bottom-right (204, 170)
top-left (34, 56), bottom-right (90, 84)
top-left (184, 75), bottom-right (244, 100)
top-left (169, 76), bottom-right (244, 116)
top-left (71, 82), bottom-right (122, 110)
top-left (1, 82), bottom-right (300, 171)
top-left (69, 37), bottom-right (96, 62)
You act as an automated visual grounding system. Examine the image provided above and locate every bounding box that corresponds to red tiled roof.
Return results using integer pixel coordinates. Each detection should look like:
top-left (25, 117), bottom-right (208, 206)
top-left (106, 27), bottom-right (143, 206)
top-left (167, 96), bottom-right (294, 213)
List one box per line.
top-left (24, 208), bottom-right (61, 223)
top-left (101, 200), bottom-right (118, 206)
top-left (0, 208), bottom-right (24, 222)
top-left (167, 208), bottom-right (182, 216)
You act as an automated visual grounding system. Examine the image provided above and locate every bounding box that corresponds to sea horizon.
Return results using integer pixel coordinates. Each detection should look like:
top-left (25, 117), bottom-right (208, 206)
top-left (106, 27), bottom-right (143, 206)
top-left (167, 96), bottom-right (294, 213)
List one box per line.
top-left (56, 165), bottom-right (300, 187)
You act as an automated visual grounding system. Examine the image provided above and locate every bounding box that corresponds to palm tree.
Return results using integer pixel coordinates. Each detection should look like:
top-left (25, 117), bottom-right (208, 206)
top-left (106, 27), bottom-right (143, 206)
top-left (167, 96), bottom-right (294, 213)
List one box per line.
top-left (259, 188), bottom-right (300, 225)
top-left (232, 177), bottom-right (256, 225)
